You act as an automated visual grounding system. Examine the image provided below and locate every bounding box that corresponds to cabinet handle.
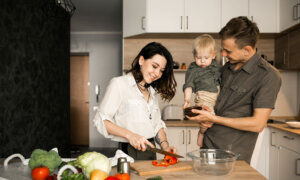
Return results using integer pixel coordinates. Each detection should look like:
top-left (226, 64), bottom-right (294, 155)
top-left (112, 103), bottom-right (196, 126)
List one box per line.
top-left (293, 4), bottom-right (298, 20)
top-left (182, 130), bottom-right (185, 144)
top-left (271, 132), bottom-right (276, 146)
top-left (298, 3), bottom-right (300, 20)
top-left (186, 16), bottom-right (189, 30)
top-left (180, 16), bottom-right (183, 30)
top-left (296, 159), bottom-right (300, 176)
top-left (283, 52), bottom-right (286, 65)
top-left (283, 135), bottom-right (294, 140)
top-left (141, 16), bottom-right (146, 30)
top-left (188, 130), bottom-right (191, 144)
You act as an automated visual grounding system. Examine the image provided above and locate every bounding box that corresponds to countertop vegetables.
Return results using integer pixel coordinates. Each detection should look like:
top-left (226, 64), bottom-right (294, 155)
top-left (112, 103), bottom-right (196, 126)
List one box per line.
top-left (75, 151), bottom-right (111, 179)
top-left (152, 150), bottom-right (178, 167)
top-left (29, 149), bottom-right (62, 173)
top-left (90, 169), bottom-right (108, 180)
top-left (146, 176), bottom-right (163, 180)
top-left (31, 166), bottom-right (50, 180)
top-left (114, 173), bottom-right (130, 180)
top-left (60, 172), bottom-right (85, 180)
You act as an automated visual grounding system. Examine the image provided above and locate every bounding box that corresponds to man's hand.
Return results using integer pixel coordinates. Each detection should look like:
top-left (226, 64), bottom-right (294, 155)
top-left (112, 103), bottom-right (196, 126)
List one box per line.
top-left (186, 105), bottom-right (215, 125)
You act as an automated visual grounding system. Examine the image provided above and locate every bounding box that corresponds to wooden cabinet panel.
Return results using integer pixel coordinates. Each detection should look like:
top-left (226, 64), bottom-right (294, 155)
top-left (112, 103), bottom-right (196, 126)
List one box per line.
top-left (275, 34), bottom-right (289, 69)
top-left (275, 27), bottom-right (300, 70)
top-left (288, 28), bottom-right (300, 69)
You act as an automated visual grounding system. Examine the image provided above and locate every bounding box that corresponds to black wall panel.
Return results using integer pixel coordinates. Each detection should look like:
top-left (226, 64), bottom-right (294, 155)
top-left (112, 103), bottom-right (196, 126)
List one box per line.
top-left (0, 0), bottom-right (71, 157)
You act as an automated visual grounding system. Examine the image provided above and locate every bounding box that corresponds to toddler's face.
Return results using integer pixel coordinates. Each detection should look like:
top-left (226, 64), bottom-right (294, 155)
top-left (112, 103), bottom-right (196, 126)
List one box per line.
top-left (194, 50), bottom-right (216, 68)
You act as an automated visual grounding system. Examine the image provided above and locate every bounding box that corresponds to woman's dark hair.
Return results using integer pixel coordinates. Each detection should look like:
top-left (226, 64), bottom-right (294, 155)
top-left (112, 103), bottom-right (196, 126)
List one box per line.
top-left (219, 16), bottom-right (260, 49)
top-left (126, 42), bottom-right (177, 102)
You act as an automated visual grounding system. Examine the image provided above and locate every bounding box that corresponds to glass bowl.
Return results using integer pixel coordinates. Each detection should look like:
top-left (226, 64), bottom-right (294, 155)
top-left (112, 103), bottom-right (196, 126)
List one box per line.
top-left (187, 149), bottom-right (239, 176)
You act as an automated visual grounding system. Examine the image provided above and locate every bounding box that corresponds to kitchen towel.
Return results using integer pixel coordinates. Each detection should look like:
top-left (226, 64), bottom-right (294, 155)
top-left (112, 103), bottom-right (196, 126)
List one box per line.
top-left (109, 150), bottom-right (134, 166)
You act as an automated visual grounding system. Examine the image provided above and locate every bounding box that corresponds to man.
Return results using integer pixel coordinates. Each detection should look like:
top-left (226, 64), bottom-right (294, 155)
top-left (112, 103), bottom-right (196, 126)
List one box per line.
top-left (187, 16), bottom-right (281, 164)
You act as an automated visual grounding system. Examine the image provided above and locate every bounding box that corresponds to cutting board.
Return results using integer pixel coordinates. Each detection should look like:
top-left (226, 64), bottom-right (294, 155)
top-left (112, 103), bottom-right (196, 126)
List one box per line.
top-left (130, 160), bottom-right (192, 176)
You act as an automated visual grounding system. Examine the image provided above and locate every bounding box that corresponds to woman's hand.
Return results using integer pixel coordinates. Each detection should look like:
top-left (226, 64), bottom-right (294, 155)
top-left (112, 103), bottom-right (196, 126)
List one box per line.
top-left (127, 133), bottom-right (154, 151)
top-left (163, 146), bottom-right (177, 154)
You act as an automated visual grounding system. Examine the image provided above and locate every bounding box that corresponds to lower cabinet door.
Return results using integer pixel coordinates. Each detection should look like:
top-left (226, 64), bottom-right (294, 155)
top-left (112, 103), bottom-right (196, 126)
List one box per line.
top-left (278, 146), bottom-right (300, 180)
top-left (157, 127), bottom-right (187, 160)
top-left (186, 127), bottom-right (200, 160)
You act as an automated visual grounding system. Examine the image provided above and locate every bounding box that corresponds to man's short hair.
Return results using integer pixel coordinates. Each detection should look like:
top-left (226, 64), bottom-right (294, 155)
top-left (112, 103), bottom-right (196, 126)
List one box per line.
top-left (219, 16), bottom-right (260, 49)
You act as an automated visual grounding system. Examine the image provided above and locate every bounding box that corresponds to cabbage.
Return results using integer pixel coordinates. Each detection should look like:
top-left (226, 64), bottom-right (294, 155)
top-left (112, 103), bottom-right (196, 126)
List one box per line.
top-left (76, 151), bottom-right (111, 178)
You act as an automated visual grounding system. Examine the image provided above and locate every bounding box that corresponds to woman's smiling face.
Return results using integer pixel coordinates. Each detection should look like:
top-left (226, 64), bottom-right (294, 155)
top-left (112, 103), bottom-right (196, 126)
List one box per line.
top-left (139, 54), bottom-right (167, 85)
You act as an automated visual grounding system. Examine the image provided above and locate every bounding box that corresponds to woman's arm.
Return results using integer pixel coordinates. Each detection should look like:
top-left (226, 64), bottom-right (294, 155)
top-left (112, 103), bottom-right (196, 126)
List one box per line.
top-left (155, 128), bottom-right (177, 153)
top-left (104, 120), bottom-right (154, 151)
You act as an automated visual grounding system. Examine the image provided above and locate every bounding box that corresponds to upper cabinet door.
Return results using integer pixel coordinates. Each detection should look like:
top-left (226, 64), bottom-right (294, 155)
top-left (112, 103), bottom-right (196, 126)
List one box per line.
top-left (249, 0), bottom-right (278, 32)
top-left (147, 0), bottom-right (184, 32)
top-left (185, 0), bottom-right (221, 32)
top-left (279, 0), bottom-right (299, 32)
top-left (123, 0), bottom-right (147, 37)
top-left (221, 0), bottom-right (248, 27)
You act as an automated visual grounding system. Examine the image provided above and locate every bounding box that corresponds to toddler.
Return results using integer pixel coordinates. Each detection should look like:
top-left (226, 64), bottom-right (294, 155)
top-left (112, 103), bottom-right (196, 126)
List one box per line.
top-left (183, 34), bottom-right (221, 147)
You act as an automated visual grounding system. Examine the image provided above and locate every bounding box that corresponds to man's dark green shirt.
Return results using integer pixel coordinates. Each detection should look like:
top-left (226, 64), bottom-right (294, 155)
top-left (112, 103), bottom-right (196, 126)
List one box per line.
top-left (203, 53), bottom-right (281, 164)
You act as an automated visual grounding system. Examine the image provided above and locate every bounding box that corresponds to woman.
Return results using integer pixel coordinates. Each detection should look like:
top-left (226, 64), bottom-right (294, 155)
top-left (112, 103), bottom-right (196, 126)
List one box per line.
top-left (93, 42), bottom-right (177, 160)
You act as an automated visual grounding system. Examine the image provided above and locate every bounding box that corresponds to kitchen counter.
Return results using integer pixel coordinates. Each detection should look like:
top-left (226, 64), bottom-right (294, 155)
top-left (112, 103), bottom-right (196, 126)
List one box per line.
top-left (164, 120), bottom-right (200, 127)
top-left (111, 160), bottom-right (266, 180)
top-left (165, 118), bottom-right (300, 135)
top-left (267, 123), bottom-right (300, 135)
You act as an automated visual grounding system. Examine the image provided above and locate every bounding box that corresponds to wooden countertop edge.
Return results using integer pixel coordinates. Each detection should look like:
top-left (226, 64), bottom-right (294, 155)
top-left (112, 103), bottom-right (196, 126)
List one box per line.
top-left (165, 118), bottom-right (300, 135)
top-left (267, 123), bottom-right (300, 135)
top-left (164, 120), bottom-right (201, 127)
top-left (269, 116), bottom-right (298, 121)
top-left (165, 116), bottom-right (298, 127)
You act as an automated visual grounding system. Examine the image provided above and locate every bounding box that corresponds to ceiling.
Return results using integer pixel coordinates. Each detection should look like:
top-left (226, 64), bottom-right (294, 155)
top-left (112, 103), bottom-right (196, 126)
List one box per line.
top-left (70, 0), bottom-right (122, 32)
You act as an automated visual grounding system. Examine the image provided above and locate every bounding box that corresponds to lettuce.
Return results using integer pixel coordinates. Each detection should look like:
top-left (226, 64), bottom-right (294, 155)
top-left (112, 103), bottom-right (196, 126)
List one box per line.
top-left (76, 151), bottom-right (111, 179)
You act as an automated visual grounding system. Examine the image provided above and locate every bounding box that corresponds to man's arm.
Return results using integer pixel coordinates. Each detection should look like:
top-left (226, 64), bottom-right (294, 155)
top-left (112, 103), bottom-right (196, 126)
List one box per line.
top-left (187, 108), bottom-right (272, 133)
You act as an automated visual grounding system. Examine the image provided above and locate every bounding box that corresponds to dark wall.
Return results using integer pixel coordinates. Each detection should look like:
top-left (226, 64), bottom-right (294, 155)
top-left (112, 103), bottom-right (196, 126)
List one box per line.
top-left (0, 0), bottom-right (71, 158)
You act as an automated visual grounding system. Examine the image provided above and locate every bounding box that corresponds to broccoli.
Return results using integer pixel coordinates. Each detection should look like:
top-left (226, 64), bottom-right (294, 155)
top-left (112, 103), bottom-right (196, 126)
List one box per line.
top-left (29, 149), bottom-right (62, 173)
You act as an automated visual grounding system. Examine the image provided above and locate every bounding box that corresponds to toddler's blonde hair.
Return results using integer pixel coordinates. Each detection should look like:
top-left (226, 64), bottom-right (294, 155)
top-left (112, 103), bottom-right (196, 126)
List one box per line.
top-left (193, 34), bottom-right (216, 57)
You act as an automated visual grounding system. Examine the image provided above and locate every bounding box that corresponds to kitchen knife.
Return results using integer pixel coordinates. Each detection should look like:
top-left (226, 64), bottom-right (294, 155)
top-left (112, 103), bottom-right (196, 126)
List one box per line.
top-left (147, 147), bottom-right (184, 158)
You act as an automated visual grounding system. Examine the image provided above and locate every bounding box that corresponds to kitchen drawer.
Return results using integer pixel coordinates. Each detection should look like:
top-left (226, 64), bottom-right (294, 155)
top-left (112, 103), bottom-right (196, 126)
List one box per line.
top-left (278, 130), bottom-right (300, 153)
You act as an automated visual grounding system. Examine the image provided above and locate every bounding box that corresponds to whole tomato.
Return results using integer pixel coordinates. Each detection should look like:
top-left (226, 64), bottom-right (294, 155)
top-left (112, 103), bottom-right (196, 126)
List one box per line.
top-left (31, 166), bottom-right (50, 180)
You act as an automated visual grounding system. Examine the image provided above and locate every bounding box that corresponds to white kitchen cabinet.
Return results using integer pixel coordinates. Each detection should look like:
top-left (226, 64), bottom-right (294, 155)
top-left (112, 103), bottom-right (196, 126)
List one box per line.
top-left (146, 0), bottom-right (184, 33)
top-left (249, 0), bottom-right (278, 33)
top-left (221, 0), bottom-right (248, 27)
top-left (123, 0), bottom-right (221, 37)
top-left (279, 0), bottom-right (300, 32)
top-left (269, 128), bottom-right (280, 180)
top-left (185, 0), bottom-right (221, 32)
top-left (156, 126), bottom-right (199, 160)
top-left (269, 127), bottom-right (300, 180)
top-left (278, 147), bottom-right (300, 180)
top-left (221, 0), bottom-right (278, 32)
top-left (123, 0), bottom-right (147, 37)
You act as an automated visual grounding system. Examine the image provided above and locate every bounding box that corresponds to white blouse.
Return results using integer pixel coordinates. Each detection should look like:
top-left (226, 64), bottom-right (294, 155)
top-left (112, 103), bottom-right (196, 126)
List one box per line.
top-left (93, 73), bottom-right (166, 142)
